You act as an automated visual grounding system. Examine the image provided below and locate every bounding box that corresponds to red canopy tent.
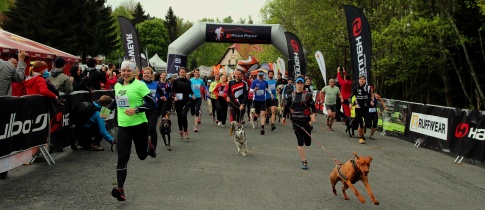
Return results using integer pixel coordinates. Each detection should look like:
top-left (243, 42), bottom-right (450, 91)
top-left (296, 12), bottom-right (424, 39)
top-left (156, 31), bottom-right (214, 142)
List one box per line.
top-left (0, 29), bottom-right (81, 75)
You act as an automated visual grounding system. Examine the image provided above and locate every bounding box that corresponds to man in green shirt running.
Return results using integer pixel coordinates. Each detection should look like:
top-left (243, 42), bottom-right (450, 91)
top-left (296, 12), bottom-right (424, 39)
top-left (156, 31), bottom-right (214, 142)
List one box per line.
top-left (320, 79), bottom-right (343, 131)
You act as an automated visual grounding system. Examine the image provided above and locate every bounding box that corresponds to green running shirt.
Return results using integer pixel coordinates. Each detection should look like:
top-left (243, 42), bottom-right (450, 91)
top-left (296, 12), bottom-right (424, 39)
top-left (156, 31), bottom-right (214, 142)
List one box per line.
top-left (114, 79), bottom-right (150, 127)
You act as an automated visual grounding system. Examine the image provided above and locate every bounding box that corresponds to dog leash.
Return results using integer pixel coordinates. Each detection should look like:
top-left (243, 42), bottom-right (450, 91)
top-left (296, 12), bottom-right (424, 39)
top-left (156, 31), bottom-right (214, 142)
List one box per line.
top-left (293, 123), bottom-right (343, 166)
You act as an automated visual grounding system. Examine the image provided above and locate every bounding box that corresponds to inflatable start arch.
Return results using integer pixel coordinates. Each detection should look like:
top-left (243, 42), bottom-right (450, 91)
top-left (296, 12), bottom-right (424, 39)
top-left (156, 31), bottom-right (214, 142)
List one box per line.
top-left (166, 22), bottom-right (307, 78)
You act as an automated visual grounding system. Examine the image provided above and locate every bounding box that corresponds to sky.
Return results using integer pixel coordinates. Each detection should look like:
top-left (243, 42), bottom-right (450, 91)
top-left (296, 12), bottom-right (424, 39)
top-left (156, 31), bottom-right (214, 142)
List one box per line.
top-left (105, 0), bottom-right (266, 24)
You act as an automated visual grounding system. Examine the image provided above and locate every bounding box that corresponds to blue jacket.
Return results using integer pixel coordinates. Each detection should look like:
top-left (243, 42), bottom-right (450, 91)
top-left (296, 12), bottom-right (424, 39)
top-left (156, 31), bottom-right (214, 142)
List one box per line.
top-left (82, 102), bottom-right (114, 142)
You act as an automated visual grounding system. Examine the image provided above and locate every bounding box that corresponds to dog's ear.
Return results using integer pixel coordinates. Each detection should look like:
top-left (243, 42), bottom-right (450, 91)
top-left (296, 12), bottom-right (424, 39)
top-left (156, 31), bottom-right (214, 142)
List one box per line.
top-left (353, 152), bottom-right (359, 159)
top-left (367, 156), bottom-right (373, 162)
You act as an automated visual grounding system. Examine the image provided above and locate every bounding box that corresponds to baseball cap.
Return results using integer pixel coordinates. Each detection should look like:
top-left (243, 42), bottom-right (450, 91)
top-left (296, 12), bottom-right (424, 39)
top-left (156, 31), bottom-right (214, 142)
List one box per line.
top-left (257, 71), bottom-right (265, 76)
top-left (121, 60), bottom-right (136, 70)
top-left (295, 77), bottom-right (305, 83)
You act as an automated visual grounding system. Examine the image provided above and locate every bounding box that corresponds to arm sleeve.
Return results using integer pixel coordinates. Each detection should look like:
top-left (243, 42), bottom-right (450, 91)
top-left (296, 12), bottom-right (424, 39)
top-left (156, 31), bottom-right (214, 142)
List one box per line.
top-left (12, 61), bottom-right (26, 82)
top-left (171, 80), bottom-right (177, 97)
top-left (137, 94), bottom-right (157, 112)
top-left (283, 93), bottom-right (292, 117)
top-left (94, 112), bottom-right (114, 142)
top-left (106, 76), bottom-right (117, 85)
top-left (249, 81), bottom-right (255, 93)
top-left (308, 94), bottom-right (317, 114)
top-left (241, 82), bottom-right (248, 105)
top-left (227, 82), bottom-right (233, 98)
top-left (64, 78), bottom-right (73, 94)
top-left (213, 84), bottom-right (220, 98)
top-left (38, 79), bottom-right (57, 99)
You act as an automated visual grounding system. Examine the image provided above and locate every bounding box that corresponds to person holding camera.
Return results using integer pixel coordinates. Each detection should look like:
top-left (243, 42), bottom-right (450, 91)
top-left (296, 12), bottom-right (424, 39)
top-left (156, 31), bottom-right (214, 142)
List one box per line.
top-left (337, 66), bottom-right (352, 119)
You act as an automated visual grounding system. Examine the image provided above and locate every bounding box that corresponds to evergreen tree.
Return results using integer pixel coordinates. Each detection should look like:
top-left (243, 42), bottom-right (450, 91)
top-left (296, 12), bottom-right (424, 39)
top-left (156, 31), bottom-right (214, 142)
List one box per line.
top-left (165, 6), bottom-right (178, 43)
top-left (131, 2), bottom-right (147, 26)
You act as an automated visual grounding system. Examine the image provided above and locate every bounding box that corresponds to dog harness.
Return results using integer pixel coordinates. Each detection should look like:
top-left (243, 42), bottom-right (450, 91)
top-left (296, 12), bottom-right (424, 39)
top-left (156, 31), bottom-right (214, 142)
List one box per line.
top-left (234, 128), bottom-right (247, 144)
top-left (337, 159), bottom-right (363, 184)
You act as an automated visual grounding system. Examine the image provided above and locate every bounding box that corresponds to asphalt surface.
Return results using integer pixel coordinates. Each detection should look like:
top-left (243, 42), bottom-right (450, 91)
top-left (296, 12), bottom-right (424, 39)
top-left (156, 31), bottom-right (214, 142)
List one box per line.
top-left (1, 107), bottom-right (484, 210)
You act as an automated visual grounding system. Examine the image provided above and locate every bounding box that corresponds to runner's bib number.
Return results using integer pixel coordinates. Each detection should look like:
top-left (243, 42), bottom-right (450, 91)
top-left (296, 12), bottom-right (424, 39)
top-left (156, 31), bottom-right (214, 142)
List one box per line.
top-left (256, 90), bottom-right (264, 96)
top-left (116, 95), bottom-right (130, 108)
top-left (150, 89), bottom-right (156, 97)
top-left (369, 107), bottom-right (377, 113)
top-left (175, 93), bottom-right (183, 100)
top-left (193, 84), bottom-right (201, 89)
top-left (269, 84), bottom-right (275, 90)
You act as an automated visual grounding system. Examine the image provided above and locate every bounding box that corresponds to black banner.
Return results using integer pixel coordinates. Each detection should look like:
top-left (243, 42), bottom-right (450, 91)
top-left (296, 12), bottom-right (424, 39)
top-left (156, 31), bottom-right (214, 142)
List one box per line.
top-left (166, 54), bottom-right (188, 74)
top-left (284, 32), bottom-right (306, 78)
top-left (118, 16), bottom-right (142, 68)
top-left (451, 110), bottom-right (485, 161)
top-left (0, 96), bottom-right (49, 158)
top-left (344, 5), bottom-right (372, 84)
top-left (205, 24), bottom-right (272, 44)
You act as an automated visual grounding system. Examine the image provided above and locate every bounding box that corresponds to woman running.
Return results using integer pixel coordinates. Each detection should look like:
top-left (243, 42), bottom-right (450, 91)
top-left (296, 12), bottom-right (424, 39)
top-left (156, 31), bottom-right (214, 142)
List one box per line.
top-left (246, 76), bottom-right (254, 121)
top-left (213, 74), bottom-right (229, 127)
top-left (142, 67), bottom-right (164, 157)
top-left (171, 67), bottom-right (194, 139)
top-left (209, 74), bottom-right (220, 123)
top-left (111, 61), bottom-right (157, 201)
top-left (157, 72), bottom-right (172, 118)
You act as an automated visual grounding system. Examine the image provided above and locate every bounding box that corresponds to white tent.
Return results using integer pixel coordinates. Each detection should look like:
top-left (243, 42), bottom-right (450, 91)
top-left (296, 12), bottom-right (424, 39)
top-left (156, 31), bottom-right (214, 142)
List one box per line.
top-left (149, 53), bottom-right (167, 72)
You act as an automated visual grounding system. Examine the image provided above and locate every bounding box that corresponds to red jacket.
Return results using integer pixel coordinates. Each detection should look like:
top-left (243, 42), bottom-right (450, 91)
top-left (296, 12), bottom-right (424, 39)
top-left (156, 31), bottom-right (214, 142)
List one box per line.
top-left (337, 72), bottom-right (352, 99)
top-left (23, 75), bottom-right (57, 99)
top-left (104, 74), bottom-right (117, 90)
top-left (213, 82), bottom-right (228, 99)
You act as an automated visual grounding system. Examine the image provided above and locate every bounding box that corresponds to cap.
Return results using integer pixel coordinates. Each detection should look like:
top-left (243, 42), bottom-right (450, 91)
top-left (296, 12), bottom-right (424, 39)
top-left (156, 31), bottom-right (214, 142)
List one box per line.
top-left (295, 77), bottom-right (305, 83)
top-left (121, 60), bottom-right (136, 70)
top-left (258, 71), bottom-right (265, 76)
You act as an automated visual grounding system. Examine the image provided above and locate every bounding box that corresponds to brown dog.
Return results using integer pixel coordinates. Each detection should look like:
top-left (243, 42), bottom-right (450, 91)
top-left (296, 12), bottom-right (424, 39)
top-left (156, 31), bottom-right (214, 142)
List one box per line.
top-left (329, 152), bottom-right (379, 205)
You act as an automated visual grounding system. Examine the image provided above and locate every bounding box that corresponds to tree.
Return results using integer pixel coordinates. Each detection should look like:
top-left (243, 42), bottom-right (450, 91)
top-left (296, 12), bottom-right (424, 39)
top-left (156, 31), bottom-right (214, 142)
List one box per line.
top-left (120, 0), bottom-right (136, 13)
top-left (2, 0), bottom-right (118, 63)
top-left (165, 6), bottom-right (178, 43)
top-left (137, 18), bottom-right (170, 61)
top-left (131, 2), bottom-right (148, 26)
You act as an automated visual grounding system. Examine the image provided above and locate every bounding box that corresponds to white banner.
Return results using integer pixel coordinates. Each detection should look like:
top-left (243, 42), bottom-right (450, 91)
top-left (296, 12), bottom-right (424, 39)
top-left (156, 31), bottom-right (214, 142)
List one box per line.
top-left (272, 63), bottom-right (278, 76)
top-left (315, 51), bottom-right (326, 85)
top-left (409, 112), bottom-right (448, 140)
top-left (277, 57), bottom-right (285, 78)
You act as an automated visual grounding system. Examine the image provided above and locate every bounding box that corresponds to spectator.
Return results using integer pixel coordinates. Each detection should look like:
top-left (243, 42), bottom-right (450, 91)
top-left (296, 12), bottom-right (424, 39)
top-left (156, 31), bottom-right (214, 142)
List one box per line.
top-left (0, 51), bottom-right (26, 96)
top-left (49, 57), bottom-right (73, 94)
top-left (81, 58), bottom-right (107, 91)
top-left (104, 63), bottom-right (117, 90)
top-left (69, 65), bottom-right (83, 91)
top-left (73, 95), bottom-right (115, 151)
top-left (23, 61), bottom-right (58, 100)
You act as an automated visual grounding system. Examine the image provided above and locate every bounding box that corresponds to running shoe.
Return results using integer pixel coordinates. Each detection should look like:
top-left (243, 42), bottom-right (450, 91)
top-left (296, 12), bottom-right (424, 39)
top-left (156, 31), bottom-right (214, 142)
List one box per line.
top-left (260, 129), bottom-right (265, 135)
top-left (148, 138), bottom-right (156, 158)
top-left (217, 121), bottom-right (222, 126)
top-left (271, 124), bottom-right (276, 131)
top-left (112, 187), bottom-right (126, 201)
top-left (194, 125), bottom-right (198, 132)
top-left (359, 138), bottom-right (365, 144)
top-left (184, 132), bottom-right (189, 139)
top-left (301, 160), bottom-right (308, 170)
top-left (179, 131), bottom-right (183, 139)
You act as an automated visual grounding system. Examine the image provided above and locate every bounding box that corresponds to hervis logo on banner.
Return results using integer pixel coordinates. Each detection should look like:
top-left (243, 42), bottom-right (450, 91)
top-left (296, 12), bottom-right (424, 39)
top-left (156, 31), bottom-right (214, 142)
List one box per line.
top-left (409, 112), bottom-right (448, 140)
top-left (352, 17), bottom-right (362, 37)
top-left (454, 123), bottom-right (485, 141)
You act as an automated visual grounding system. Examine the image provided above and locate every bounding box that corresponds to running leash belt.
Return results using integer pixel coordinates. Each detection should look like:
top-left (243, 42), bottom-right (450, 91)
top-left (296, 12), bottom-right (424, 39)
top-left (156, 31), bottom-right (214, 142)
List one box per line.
top-left (293, 123), bottom-right (342, 166)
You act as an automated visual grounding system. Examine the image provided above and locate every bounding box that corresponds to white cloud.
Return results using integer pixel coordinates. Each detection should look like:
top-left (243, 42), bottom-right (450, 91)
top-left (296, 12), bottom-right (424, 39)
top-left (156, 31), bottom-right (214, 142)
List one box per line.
top-left (105, 0), bottom-right (265, 23)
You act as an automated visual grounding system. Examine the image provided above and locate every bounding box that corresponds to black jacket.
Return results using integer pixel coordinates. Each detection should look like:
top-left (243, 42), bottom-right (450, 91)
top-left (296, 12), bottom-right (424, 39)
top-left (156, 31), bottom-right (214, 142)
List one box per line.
top-left (80, 67), bottom-right (107, 90)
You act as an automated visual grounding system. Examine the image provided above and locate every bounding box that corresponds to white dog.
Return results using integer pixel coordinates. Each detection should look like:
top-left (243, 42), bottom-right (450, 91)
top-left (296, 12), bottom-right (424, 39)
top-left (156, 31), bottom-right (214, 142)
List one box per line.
top-left (231, 121), bottom-right (247, 156)
top-left (249, 108), bottom-right (259, 129)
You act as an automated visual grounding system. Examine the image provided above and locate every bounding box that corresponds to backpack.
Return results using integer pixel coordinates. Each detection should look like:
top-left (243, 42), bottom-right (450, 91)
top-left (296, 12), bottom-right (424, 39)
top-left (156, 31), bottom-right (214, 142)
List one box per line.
top-left (70, 102), bottom-right (98, 126)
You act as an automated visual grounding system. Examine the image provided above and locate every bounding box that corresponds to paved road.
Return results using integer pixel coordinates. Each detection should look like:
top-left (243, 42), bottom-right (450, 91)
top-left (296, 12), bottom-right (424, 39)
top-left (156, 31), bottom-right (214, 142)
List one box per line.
top-left (1, 109), bottom-right (484, 210)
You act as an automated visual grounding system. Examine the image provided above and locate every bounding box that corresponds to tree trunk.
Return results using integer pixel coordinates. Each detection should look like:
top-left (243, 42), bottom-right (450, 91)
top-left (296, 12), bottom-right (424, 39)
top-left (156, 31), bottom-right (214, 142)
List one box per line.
top-left (449, 57), bottom-right (473, 105)
top-left (445, 11), bottom-right (485, 108)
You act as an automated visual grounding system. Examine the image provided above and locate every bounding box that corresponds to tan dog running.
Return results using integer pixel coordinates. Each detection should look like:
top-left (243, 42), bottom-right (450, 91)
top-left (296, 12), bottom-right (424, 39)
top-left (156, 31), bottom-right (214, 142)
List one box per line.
top-left (329, 152), bottom-right (379, 205)
top-left (249, 108), bottom-right (259, 129)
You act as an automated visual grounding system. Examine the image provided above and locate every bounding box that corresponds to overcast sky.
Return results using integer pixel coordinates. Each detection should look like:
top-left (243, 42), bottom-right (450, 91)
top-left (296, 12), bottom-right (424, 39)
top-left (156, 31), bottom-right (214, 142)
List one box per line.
top-left (105, 0), bottom-right (266, 23)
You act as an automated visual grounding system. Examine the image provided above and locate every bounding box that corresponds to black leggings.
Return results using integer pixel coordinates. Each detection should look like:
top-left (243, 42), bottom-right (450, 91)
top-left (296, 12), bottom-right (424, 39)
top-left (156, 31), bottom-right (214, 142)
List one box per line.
top-left (146, 109), bottom-right (160, 147)
top-left (191, 98), bottom-right (202, 117)
top-left (116, 123), bottom-right (148, 189)
top-left (210, 98), bottom-right (218, 119)
top-left (230, 104), bottom-right (245, 123)
top-left (217, 97), bottom-right (228, 125)
top-left (293, 121), bottom-right (312, 146)
top-left (246, 99), bottom-right (253, 118)
top-left (355, 108), bottom-right (371, 129)
top-left (175, 100), bottom-right (190, 132)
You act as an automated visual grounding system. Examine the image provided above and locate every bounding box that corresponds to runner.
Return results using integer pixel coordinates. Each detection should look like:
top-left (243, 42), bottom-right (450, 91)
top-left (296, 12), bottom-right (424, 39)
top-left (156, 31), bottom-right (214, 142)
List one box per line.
top-left (172, 67), bottom-right (194, 139)
top-left (142, 67), bottom-right (163, 157)
top-left (190, 69), bottom-right (205, 132)
top-left (209, 74), bottom-right (220, 124)
top-left (368, 86), bottom-right (388, 140)
top-left (351, 74), bottom-right (373, 144)
top-left (320, 79), bottom-right (343, 131)
top-left (227, 69), bottom-right (248, 136)
top-left (213, 75), bottom-right (229, 127)
top-left (157, 72), bottom-right (172, 118)
top-left (246, 76), bottom-right (254, 121)
top-left (250, 70), bottom-right (274, 135)
top-left (282, 76), bottom-right (317, 170)
top-left (111, 60), bottom-right (157, 201)
top-left (281, 77), bottom-right (294, 118)
top-left (265, 70), bottom-right (278, 131)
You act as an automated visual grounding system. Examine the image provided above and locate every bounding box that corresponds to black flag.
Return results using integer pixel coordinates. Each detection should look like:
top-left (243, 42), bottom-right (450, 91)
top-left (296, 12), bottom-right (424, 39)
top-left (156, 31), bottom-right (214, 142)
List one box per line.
top-left (284, 32), bottom-right (306, 78)
top-left (118, 16), bottom-right (142, 69)
top-left (344, 5), bottom-right (372, 84)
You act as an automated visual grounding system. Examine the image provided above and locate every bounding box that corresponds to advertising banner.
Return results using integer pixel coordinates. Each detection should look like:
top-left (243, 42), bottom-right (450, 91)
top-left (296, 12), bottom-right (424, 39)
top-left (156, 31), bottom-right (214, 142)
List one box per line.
top-left (409, 112), bottom-right (448, 140)
top-left (284, 32), bottom-right (306, 78)
top-left (315, 51), bottom-right (327, 85)
top-left (344, 5), bottom-right (372, 84)
top-left (166, 54), bottom-right (188, 74)
top-left (205, 24), bottom-right (272, 44)
top-left (451, 110), bottom-right (485, 161)
top-left (118, 16), bottom-right (142, 68)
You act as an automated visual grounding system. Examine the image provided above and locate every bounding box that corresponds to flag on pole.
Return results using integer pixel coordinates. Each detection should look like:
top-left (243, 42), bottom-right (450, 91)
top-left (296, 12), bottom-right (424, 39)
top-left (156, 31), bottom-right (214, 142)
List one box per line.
top-left (315, 51), bottom-right (327, 85)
